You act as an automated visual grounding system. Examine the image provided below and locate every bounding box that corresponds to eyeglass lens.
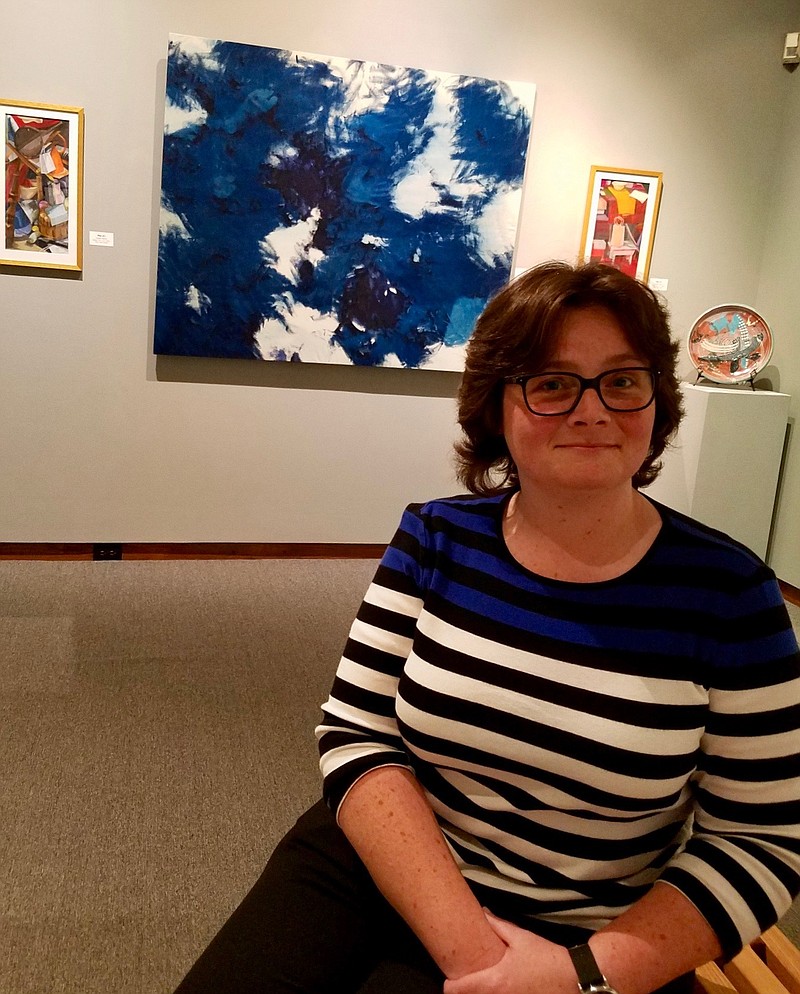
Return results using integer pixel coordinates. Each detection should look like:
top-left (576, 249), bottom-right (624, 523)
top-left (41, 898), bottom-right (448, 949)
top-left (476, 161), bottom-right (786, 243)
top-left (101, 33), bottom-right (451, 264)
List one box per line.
top-left (524, 368), bottom-right (655, 414)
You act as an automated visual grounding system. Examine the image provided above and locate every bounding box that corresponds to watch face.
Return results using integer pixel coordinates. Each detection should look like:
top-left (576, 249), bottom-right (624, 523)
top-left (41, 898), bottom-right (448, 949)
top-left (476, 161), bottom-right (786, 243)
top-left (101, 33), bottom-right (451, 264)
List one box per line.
top-left (687, 305), bottom-right (773, 384)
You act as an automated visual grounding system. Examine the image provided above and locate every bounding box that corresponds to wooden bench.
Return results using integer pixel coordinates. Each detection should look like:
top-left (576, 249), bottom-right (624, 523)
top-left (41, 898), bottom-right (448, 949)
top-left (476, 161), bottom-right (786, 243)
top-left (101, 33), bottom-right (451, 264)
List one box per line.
top-left (695, 928), bottom-right (800, 994)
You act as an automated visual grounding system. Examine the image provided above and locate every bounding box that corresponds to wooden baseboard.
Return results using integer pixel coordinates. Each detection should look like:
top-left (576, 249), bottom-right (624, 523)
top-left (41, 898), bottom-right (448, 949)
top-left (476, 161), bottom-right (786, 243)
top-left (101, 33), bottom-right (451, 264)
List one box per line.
top-left (0, 542), bottom-right (386, 561)
top-left (0, 549), bottom-right (798, 598)
top-left (0, 543), bottom-right (93, 560)
top-left (779, 581), bottom-right (800, 609)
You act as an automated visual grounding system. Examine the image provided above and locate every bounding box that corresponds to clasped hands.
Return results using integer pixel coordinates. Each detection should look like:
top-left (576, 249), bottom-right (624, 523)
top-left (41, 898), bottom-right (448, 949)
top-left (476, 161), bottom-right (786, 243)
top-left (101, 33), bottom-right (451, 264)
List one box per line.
top-left (443, 910), bottom-right (576, 994)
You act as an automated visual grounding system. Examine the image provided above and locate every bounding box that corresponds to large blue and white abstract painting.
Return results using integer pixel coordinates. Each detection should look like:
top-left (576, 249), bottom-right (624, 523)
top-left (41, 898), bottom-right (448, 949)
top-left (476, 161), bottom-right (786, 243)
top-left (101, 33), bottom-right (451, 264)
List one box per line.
top-left (154, 34), bottom-right (535, 370)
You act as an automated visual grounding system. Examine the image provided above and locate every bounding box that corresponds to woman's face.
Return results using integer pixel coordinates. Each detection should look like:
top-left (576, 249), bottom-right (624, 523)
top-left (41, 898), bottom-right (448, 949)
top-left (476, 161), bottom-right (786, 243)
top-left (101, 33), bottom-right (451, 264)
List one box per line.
top-left (502, 305), bottom-right (656, 499)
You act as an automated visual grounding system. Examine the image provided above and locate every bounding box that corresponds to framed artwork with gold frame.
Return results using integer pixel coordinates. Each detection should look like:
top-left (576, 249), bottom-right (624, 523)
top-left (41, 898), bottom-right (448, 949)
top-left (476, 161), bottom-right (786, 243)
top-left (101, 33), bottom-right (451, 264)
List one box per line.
top-left (2, 99), bottom-right (84, 271)
top-left (579, 166), bottom-right (662, 282)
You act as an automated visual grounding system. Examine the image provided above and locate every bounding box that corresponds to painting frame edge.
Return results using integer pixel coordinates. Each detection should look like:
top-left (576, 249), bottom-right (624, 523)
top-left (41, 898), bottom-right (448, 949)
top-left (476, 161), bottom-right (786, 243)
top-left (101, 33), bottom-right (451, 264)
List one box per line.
top-left (579, 165), bottom-right (663, 283)
top-left (2, 97), bottom-right (85, 273)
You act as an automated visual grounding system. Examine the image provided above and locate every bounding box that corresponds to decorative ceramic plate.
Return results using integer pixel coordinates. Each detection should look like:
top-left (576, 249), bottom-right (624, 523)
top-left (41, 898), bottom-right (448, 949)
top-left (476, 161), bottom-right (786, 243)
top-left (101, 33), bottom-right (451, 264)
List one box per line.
top-left (687, 304), bottom-right (774, 384)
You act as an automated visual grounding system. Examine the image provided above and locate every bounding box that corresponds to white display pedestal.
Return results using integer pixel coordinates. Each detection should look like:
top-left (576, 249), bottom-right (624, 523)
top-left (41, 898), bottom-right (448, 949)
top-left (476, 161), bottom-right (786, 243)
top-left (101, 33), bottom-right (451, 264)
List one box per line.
top-left (647, 382), bottom-right (790, 560)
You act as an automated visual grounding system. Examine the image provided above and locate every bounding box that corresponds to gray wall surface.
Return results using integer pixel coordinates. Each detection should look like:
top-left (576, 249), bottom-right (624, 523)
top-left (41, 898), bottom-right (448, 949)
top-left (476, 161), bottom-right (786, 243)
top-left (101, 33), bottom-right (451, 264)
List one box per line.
top-left (1, 0), bottom-right (798, 582)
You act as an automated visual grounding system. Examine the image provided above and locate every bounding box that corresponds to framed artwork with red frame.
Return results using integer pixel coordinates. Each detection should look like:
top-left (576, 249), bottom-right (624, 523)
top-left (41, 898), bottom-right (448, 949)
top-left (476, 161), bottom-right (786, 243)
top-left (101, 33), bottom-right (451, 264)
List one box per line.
top-left (2, 99), bottom-right (84, 271)
top-left (579, 166), bottom-right (662, 282)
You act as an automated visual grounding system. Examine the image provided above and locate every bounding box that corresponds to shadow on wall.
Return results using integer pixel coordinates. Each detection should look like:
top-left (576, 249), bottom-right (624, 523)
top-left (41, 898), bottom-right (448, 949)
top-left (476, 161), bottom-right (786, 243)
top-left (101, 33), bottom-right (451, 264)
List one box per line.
top-left (153, 353), bottom-right (461, 398)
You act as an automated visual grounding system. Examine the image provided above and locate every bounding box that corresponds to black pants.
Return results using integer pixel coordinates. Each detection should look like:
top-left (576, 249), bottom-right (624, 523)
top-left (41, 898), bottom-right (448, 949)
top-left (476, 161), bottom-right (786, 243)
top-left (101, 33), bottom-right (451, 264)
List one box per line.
top-left (173, 800), bottom-right (444, 993)
top-left (173, 800), bottom-right (696, 994)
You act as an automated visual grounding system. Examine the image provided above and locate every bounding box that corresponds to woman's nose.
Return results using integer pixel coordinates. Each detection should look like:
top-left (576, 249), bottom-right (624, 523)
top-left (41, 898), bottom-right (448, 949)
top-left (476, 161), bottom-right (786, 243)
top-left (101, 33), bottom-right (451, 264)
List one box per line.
top-left (568, 385), bottom-right (609, 422)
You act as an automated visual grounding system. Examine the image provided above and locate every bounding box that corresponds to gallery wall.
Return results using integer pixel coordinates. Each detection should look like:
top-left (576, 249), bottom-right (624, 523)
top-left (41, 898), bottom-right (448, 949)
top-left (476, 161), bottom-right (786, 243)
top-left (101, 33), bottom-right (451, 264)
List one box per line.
top-left (1, 0), bottom-right (798, 583)
top-left (755, 72), bottom-right (800, 586)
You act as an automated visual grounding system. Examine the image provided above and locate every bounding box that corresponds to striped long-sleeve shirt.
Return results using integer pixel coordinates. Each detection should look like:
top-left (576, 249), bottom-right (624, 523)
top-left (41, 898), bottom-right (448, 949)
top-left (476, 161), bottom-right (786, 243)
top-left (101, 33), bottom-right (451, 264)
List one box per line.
top-left (316, 492), bottom-right (800, 957)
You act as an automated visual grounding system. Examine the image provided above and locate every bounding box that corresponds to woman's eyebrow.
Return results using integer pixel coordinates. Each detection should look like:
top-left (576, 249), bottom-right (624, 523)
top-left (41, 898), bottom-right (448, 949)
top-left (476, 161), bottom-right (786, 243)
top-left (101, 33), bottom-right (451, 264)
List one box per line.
top-left (538, 353), bottom-right (645, 370)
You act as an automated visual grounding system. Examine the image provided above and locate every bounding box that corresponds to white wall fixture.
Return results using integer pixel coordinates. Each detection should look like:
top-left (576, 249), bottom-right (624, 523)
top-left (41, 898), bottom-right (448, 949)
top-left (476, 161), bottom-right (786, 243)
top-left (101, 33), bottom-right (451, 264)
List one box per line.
top-left (782, 31), bottom-right (799, 69)
top-left (647, 383), bottom-right (791, 560)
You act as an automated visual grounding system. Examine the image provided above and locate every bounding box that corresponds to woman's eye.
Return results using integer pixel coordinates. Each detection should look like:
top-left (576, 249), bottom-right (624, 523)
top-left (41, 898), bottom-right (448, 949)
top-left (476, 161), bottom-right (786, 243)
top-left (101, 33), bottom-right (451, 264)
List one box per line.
top-left (529, 376), bottom-right (570, 393)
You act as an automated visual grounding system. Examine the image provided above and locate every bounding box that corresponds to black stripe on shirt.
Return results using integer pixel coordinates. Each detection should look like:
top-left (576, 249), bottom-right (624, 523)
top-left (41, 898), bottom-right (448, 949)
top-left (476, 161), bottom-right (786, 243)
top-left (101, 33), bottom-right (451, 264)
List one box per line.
top-left (412, 629), bottom-right (707, 731)
top-left (700, 752), bottom-right (800, 782)
top-left (705, 703), bottom-right (800, 737)
top-left (732, 836), bottom-right (800, 896)
top-left (399, 672), bottom-right (698, 782)
top-left (659, 865), bottom-right (741, 957)
top-left (429, 767), bottom-right (688, 863)
top-left (321, 751), bottom-right (410, 812)
top-left (342, 636), bottom-right (407, 676)
top-left (329, 675), bottom-right (397, 719)
top-left (686, 837), bottom-right (778, 934)
top-left (356, 600), bottom-right (417, 639)
top-left (695, 786), bottom-right (800, 827)
top-left (424, 590), bottom-right (702, 682)
top-left (396, 715), bottom-right (690, 814)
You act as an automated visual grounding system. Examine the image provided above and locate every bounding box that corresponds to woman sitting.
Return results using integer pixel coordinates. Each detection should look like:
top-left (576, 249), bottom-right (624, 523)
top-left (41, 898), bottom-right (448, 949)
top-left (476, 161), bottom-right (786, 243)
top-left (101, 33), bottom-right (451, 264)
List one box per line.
top-left (175, 261), bottom-right (800, 994)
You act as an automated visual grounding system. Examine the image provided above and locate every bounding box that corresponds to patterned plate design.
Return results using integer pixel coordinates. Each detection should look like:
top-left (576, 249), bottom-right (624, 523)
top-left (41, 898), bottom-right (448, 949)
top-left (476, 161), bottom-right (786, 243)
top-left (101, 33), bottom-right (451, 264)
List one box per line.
top-left (687, 305), bottom-right (774, 384)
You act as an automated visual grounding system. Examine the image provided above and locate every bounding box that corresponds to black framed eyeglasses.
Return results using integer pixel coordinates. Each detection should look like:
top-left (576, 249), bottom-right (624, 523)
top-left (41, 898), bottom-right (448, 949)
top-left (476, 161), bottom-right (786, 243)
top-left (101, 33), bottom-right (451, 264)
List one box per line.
top-left (505, 367), bottom-right (658, 417)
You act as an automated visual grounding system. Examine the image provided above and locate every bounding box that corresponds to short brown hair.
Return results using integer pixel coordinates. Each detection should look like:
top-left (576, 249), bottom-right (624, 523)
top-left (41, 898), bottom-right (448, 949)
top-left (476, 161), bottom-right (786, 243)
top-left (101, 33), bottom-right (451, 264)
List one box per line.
top-left (455, 261), bottom-right (683, 494)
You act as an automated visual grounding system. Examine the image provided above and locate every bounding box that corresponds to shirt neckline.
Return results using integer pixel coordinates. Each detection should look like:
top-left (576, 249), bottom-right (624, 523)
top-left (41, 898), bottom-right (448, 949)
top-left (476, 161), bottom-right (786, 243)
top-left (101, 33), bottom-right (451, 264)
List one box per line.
top-left (492, 488), bottom-right (666, 588)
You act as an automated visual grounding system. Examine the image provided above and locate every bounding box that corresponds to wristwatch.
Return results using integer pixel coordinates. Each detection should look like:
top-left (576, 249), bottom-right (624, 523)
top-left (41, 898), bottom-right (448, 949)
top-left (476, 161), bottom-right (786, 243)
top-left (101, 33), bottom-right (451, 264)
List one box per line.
top-left (568, 943), bottom-right (621, 994)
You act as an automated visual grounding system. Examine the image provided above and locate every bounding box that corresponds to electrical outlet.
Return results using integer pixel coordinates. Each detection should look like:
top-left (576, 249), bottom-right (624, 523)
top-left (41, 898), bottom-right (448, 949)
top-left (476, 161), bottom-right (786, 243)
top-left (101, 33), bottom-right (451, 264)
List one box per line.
top-left (93, 543), bottom-right (123, 560)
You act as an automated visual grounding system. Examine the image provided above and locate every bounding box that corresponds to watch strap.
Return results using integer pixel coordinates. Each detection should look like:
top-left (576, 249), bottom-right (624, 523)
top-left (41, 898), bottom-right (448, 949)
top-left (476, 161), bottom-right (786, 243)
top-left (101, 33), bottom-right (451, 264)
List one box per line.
top-left (568, 943), bottom-right (612, 992)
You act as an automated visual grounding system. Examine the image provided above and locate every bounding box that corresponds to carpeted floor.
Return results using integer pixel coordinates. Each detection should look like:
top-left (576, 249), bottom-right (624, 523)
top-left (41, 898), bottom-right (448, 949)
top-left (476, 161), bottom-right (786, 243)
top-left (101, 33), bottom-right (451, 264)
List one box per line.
top-left (1, 561), bottom-right (798, 993)
top-left (0, 560), bottom-right (378, 994)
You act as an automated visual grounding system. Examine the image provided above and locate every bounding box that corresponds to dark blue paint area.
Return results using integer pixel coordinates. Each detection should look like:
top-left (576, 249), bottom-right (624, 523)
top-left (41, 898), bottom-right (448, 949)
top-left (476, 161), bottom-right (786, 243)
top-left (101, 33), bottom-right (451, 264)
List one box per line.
top-left (154, 38), bottom-right (533, 366)
top-left (260, 131), bottom-right (351, 243)
top-left (334, 262), bottom-right (414, 366)
top-left (451, 79), bottom-right (531, 185)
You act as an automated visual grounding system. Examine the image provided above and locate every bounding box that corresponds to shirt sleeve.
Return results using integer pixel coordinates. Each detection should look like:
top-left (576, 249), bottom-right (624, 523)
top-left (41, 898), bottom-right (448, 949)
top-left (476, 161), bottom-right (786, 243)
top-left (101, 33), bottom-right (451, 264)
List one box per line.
top-left (316, 504), bottom-right (429, 817)
top-left (660, 563), bottom-right (800, 958)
